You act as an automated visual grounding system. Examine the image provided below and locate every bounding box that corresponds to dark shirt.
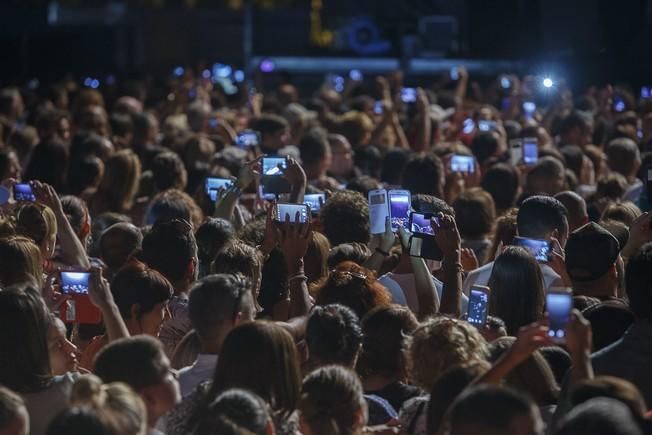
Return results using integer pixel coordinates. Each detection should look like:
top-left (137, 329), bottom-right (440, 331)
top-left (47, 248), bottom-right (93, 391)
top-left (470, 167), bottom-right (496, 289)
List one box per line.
top-left (592, 320), bottom-right (652, 405)
top-left (366, 382), bottom-right (422, 413)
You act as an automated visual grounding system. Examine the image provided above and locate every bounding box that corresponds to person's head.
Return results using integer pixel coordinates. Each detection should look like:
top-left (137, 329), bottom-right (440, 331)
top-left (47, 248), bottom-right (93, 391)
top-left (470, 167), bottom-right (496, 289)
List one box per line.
top-left (353, 145), bottom-right (382, 179)
top-left (471, 132), bottom-right (502, 167)
top-left (596, 172), bottom-right (628, 201)
top-left (304, 231), bottom-right (330, 288)
top-left (381, 149), bottom-right (411, 186)
top-left (0, 236), bottom-right (43, 288)
top-left (569, 376), bottom-right (647, 424)
top-left (23, 139), bottom-right (68, 191)
top-left (0, 386), bottom-right (28, 435)
top-left (446, 385), bottom-right (544, 435)
top-left (554, 191), bottom-right (589, 232)
top-left (211, 242), bottom-right (262, 309)
top-left (346, 176), bottom-right (382, 197)
top-left (299, 365), bottom-right (367, 435)
top-left (582, 301), bottom-right (634, 351)
top-left (250, 114), bottom-right (290, 151)
top-left (195, 218), bottom-right (235, 277)
top-left (142, 218), bottom-right (198, 290)
top-left (99, 223), bottom-right (143, 278)
top-left (525, 157), bottom-right (566, 196)
top-left (0, 149), bottom-right (21, 181)
top-left (94, 335), bottom-right (180, 425)
top-left (516, 195), bottom-right (569, 247)
top-left (481, 163), bottom-right (520, 214)
top-left (488, 246), bottom-right (545, 335)
top-left (209, 322), bottom-right (301, 419)
top-left (300, 128), bottom-right (331, 178)
top-left (408, 316), bottom-right (488, 390)
top-left (356, 305), bottom-right (418, 381)
top-left (606, 137), bottom-right (641, 179)
top-left (601, 201), bottom-right (642, 227)
top-left (453, 188), bottom-right (496, 240)
top-left (60, 195), bottom-right (92, 247)
top-left (558, 111), bottom-right (591, 147)
top-left (49, 374), bottom-right (147, 435)
top-left (110, 260), bottom-right (173, 336)
top-left (191, 389), bottom-right (274, 435)
top-left (556, 398), bottom-right (642, 435)
top-left (328, 134), bottom-right (354, 178)
top-left (327, 243), bottom-right (372, 269)
top-left (319, 190), bottom-right (369, 246)
top-left (337, 111), bottom-right (373, 147)
top-left (315, 262), bottom-right (391, 319)
top-left (47, 315), bottom-right (80, 376)
top-left (565, 222), bottom-right (621, 299)
top-left (151, 151), bottom-right (188, 192)
top-left (305, 304), bottom-right (363, 370)
top-left (0, 286), bottom-right (51, 392)
top-left (189, 274), bottom-right (255, 353)
top-left (623, 242), bottom-right (652, 320)
top-left (97, 149), bottom-right (141, 213)
top-left (15, 202), bottom-right (57, 259)
top-left (144, 189), bottom-right (203, 229)
top-left (401, 153), bottom-right (444, 198)
top-left (186, 101), bottom-right (211, 133)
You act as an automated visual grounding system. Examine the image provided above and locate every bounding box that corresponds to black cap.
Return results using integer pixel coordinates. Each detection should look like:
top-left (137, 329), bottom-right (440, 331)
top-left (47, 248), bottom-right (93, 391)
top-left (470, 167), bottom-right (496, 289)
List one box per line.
top-left (565, 222), bottom-right (620, 282)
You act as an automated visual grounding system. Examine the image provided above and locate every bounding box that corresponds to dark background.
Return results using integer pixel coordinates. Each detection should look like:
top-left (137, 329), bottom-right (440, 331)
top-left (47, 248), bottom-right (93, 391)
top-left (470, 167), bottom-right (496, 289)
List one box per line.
top-left (1, 0), bottom-right (651, 89)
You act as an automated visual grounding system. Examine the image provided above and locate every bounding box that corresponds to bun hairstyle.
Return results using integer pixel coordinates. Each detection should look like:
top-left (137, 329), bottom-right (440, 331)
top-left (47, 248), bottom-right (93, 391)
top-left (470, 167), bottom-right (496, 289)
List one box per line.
top-left (68, 375), bottom-right (147, 435)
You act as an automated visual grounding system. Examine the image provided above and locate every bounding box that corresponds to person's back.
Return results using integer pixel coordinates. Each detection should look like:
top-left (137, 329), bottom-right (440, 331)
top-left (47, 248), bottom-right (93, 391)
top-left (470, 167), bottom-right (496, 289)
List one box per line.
top-left (556, 398), bottom-right (643, 435)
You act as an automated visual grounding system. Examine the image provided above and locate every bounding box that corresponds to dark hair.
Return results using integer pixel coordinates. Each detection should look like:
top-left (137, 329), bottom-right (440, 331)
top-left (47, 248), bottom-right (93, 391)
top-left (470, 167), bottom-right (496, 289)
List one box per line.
top-left (151, 151), bottom-right (187, 192)
top-left (249, 114), bottom-right (289, 137)
top-left (94, 336), bottom-right (167, 390)
top-left (558, 111), bottom-right (589, 137)
top-left (560, 145), bottom-right (585, 178)
top-left (299, 366), bottom-right (366, 435)
top-left (306, 304), bottom-right (363, 369)
top-left (195, 218), bottom-right (235, 275)
top-left (471, 132), bottom-right (500, 165)
top-left (99, 223), bottom-right (142, 275)
top-left (319, 190), bottom-right (370, 246)
top-left (582, 301), bottom-right (634, 351)
top-left (0, 286), bottom-right (51, 392)
top-left (109, 113), bottom-right (134, 139)
top-left (189, 274), bottom-right (253, 340)
top-left (353, 145), bottom-right (382, 179)
top-left (401, 153), bottom-right (444, 198)
top-left (346, 176), bottom-right (381, 197)
top-left (488, 246), bottom-right (545, 335)
top-left (606, 137), bottom-right (640, 177)
top-left (357, 305), bottom-right (418, 379)
top-left (453, 188), bottom-right (495, 239)
top-left (625, 243), bottom-right (652, 320)
top-left (381, 149), bottom-right (411, 185)
top-left (412, 193), bottom-right (454, 216)
top-left (328, 243), bottom-right (372, 269)
top-left (110, 260), bottom-right (173, 320)
top-left (145, 189), bottom-right (203, 229)
top-left (554, 191), bottom-right (588, 231)
top-left (24, 138), bottom-right (68, 191)
top-left (142, 218), bottom-right (198, 285)
top-left (525, 157), bottom-right (566, 196)
top-left (60, 195), bottom-right (90, 239)
top-left (569, 376), bottom-right (647, 423)
top-left (481, 163), bottom-right (520, 212)
top-left (0, 385), bottom-right (25, 429)
top-left (46, 407), bottom-right (107, 435)
top-left (516, 195), bottom-right (568, 240)
top-left (556, 398), bottom-right (643, 435)
top-left (300, 127), bottom-right (330, 168)
top-left (191, 389), bottom-right (271, 435)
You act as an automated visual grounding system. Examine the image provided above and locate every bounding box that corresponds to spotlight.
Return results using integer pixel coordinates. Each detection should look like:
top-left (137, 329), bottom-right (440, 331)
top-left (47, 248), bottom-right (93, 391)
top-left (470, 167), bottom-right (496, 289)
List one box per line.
top-left (542, 77), bottom-right (554, 88)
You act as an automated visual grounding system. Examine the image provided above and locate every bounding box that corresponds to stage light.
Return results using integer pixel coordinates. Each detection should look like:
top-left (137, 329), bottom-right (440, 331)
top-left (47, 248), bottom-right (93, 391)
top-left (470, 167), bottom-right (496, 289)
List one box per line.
top-left (260, 59), bottom-right (275, 73)
top-left (173, 66), bottom-right (184, 77)
top-left (542, 77), bottom-right (554, 88)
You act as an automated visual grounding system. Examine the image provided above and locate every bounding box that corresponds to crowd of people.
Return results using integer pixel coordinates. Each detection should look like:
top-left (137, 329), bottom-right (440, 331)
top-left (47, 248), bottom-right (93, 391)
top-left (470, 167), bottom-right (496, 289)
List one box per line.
top-left (0, 64), bottom-right (652, 435)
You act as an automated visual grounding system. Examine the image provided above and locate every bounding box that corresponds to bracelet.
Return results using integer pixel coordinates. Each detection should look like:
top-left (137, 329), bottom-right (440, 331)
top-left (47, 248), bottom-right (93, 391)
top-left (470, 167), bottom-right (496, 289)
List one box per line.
top-left (288, 273), bottom-right (308, 283)
top-left (375, 247), bottom-right (390, 257)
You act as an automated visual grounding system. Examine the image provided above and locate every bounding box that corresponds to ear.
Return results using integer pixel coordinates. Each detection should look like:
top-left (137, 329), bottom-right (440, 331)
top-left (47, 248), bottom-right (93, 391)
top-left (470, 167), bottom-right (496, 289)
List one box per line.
top-left (81, 219), bottom-right (91, 239)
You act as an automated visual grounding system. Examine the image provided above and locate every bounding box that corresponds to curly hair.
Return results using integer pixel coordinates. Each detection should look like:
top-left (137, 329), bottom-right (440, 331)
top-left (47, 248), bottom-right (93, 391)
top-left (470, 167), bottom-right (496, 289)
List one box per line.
top-left (408, 316), bottom-right (489, 390)
top-left (319, 190), bottom-right (369, 246)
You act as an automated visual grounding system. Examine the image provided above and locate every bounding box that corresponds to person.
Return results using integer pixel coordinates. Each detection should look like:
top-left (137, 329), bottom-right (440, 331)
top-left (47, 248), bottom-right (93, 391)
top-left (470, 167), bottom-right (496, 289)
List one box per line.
top-left (480, 163), bottom-right (521, 217)
top-left (401, 153), bottom-right (445, 199)
top-left (463, 195), bottom-right (568, 295)
top-left (564, 222), bottom-right (622, 300)
top-left (144, 189), bottom-right (204, 229)
top-left (327, 133), bottom-right (357, 182)
top-left (85, 149), bottom-right (142, 216)
top-left (165, 322), bottom-right (301, 435)
top-left (250, 114), bottom-right (291, 155)
top-left (453, 188), bottom-right (495, 265)
top-left (194, 218), bottom-right (234, 278)
top-left (319, 190), bottom-right (370, 246)
top-left (98, 222), bottom-right (143, 279)
top-left (190, 389), bottom-right (275, 435)
top-left (299, 127), bottom-right (339, 190)
top-left (177, 274), bottom-right (256, 396)
top-left (555, 398), bottom-right (643, 435)
top-left (47, 315), bottom-right (80, 376)
top-left (0, 148), bottom-right (22, 181)
top-left (554, 191), bottom-right (589, 233)
top-left (0, 386), bottom-right (29, 435)
top-left (445, 385), bottom-right (545, 435)
top-left (582, 301), bottom-right (634, 351)
top-left (93, 336), bottom-right (181, 435)
top-left (592, 242), bottom-right (652, 405)
top-left (151, 151), bottom-right (188, 193)
top-left (487, 246), bottom-right (545, 335)
top-left (524, 157), bottom-right (566, 196)
top-left (14, 202), bottom-right (57, 262)
top-left (606, 137), bottom-right (642, 202)
top-left (0, 236), bottom-right (43, 288)
top-left (299, 365), bottom-right (368, 435)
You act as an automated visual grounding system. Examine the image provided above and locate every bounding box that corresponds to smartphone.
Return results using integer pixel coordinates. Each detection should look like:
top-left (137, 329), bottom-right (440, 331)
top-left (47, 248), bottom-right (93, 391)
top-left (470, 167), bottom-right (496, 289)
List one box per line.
top-left (462, 118), bottom-right (475, 135)
top-left (522, 101), bottom-right (536, 114)
top-left (478, 120), bottom-right (497, 132)
top-left (304, 193), bottom-right (326, 216)
top-left (261, 157), bottom-right (290, 195)
top-left (450, 155), bottom-right (475, 173)
top-left (513, 236), bottom-right (551, 262)
top-left (349, 69), bottom-right (363, 81)
top-left (329, 74), bottom-right (345, 93)
top-left (450, 67), bottom-right (459, 81)
top-left (236, 130), bottom-right (260, 149)
top-left (205, 177), bottom-right (234, 201)
top-left (409, 212), bottom-right (439, 236)
top-left (509, 139), bottom-right (523, 166)
top-left (467, 285), bottom-right (490, 327)
top-left (60, 271), bottom-right (90, 295)
top-left (408, 236), bottom-right (443, 261)
top-left (13, 183), bottom-right (35, 202)
top-left (373, 101), bottom-right (384, 115)
top-left (388, 190), bottom-right (411, 232)
top-left (546, 288), bottom-right (573, 343)
top-left (368, 189), bottom-right (389, 235)
top-left (275, 203), bottom-right (309, 223)
top-left (500, 76), bottom-right (511, 89)
top-left (523, 137), bottom-right (538, 165)
top-left (642, 86), bottom-right (651, 99)
top-left (400, 87), bottom-right (417, 104)
top-left (613, 96), bottom-right (626, 113)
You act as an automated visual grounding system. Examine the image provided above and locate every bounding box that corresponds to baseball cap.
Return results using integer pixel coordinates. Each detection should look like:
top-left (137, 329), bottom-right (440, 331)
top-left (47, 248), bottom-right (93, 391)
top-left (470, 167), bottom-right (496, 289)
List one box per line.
top-left (565, 222), bottom-right (620, 282)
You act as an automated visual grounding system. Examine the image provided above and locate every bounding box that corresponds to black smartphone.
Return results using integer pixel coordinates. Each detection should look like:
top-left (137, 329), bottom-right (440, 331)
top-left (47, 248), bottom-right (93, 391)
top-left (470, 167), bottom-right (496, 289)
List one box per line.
top-left (13, 183), bottom-right (35, 202)
top-left (261, 157), bottom-right (291, 196)
top-left (467, 285), bottom-right (490, 328)
top-left (409, 212), bottom-right (439, 236)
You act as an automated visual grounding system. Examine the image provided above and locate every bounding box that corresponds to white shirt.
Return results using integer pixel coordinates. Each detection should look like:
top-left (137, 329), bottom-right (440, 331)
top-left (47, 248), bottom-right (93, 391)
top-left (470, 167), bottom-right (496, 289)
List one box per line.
top-left (177, 353), bottom-right (219, 397)
top-left (462, 260), bottom-right (562, 297)
top-left (379, 273), bottom-right (468, 315)
top-left (22, 372), bottom-right (77, 435)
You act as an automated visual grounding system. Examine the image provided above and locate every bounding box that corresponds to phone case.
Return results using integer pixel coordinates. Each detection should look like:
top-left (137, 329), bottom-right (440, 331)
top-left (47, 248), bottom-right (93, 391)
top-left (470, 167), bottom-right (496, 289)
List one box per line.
top-left (59, 294), bottom-right (103, 325)
top-left (408, 236), bottom-right (443, 261)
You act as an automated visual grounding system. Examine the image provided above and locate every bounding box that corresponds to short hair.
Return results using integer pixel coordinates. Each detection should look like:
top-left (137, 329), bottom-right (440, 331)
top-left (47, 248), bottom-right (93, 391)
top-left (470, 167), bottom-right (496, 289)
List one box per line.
top-left (596, 172), bottom-right (628, 200)
top-left (191, 389), bottom-right (272, 435)
top-left (606, 137), bottom-right (640, 177)
top-left (601, 201), bottom-right (641, 227)
top-left (109, 113), bottom-right (134, 138)
top-left (525, 156), bottom-right (566, 195)
top-left (624, 243), bottom-right (652, 320)
top-left (401, 153), bottom-right (444, 198)
top-left (319, 190), bottom-right (370, 246)
top-left (556, 398), bottom-right (643, 435)
top-left (300, 127), bottom-right (330, 167)
top-left (554, 191), bottom-right (588, 231)
top-left (142, 218), bottom-right (198, 285)
top-left (516, 195), bottom-right (568, 240)
top-left (381, 149), bottom-right (411, 185)
top-left (558, 111), bottom-right (589, 137)
top-left (481, 163), bottom-right (520, 212)
top-left (306, 304), bottom-right (363, 368)
top-left (582, 301), bottom-right (634, 351)
top-left (99, 223), bottom-right (143, 274)
top-left (189, 274), bottom-right (253, 340)
top-left (453, 188), bottom-right (496, 239)
top-left (195, 218), bottom-right (235, 272)
top-left (569, 376), bottom-right (647, 421)
top-left (0, 385), bottom-right (25, 429)
top-left (471, 132), bottom-right (500, 165)
top-left (94, 336), bottom-right (167, 390)
top-left (337, 111), bottom-right (373, 146)
top-left (346, 176), bottom-right (381, 197)
top-left (151, 151), bottom-right (187, 192)
top-left (110, 260), bottom-right (173, 320)
top-left (249, 114), bottom-right (288, 137)
top-left (412, 193), bottom-right (455, 216)
top-left (560, 145), bottom-right (585, 178)
top-left (145, 189), bottom-right (203, 229)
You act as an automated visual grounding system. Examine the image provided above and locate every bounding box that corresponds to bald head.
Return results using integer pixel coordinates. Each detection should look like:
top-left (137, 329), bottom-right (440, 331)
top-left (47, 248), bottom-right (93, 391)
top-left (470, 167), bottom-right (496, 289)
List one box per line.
top-left (554, 191), bottom-right (588, 232)
top-left (99, 223), bottom-right (143, 275)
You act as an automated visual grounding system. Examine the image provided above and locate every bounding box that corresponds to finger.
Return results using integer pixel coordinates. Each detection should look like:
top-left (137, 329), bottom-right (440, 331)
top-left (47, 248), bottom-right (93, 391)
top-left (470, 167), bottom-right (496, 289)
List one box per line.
top-left (384, 215), bottom-right (392, 234)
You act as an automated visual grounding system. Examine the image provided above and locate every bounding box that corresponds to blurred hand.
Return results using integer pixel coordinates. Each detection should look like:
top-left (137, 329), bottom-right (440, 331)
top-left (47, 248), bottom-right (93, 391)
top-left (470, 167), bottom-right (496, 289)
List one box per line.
top-left (565, 309), bottom-right (593, 357)
top-left (260, 201), bottom-right (277, 255)
top-left (43, 272), bottom-right (69, 313)
top-left (508, 322), bottom-right (553, 364)
top-left (31, 181), bottom-right (62, 213)
top-left (237, 155), bottom-right (262, 189)
top-left (416, 87), bottom-right (428, 115)
top-left (88, 266), bottom-right (114, 310)
top-left (545, 237), bottom-right (572, 286)
top-left (283, 156), bottom-right (306, 190)
top-left (434, 213), bottom-right (461, 257)
top-left (371, 216), bottom-right (396, 253)
top-left (461, 248), bottom-right (479, 271)
top-left (397, 226), bottom-right (411, 251)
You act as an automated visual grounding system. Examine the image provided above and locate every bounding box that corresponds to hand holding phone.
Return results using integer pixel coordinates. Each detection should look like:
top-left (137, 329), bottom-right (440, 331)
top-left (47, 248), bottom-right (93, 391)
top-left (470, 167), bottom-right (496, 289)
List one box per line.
top-left (467, 285), bottom-right (490, 327)
top-left (304, 193), bottom-right (326, 216)
top-left (261, 157), bottom-right (291, 196)
top-left (59, 270), bottom-right (103, 324)
top-left (388, 190), bottom-right (411, 232)
top-left (13, 183), bottom-right (35, 202)
top-left (450, 155), bottom-right (475, 173)
top-left (205, 177), bottom-right (234, 202)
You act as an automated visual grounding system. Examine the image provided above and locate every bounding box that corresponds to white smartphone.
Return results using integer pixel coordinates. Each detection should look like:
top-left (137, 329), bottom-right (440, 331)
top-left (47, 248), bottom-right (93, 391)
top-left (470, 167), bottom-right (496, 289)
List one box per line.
top-left (275, 203), bottom-right (309, 223)
top-left (467, 285), bottom-right (490, 328)
top-left (388, 189), bottom-right (411, 233)
top-left (368, 189), bottom-right (389, 235)
top-left (509, 139), bottom-right (523, 166)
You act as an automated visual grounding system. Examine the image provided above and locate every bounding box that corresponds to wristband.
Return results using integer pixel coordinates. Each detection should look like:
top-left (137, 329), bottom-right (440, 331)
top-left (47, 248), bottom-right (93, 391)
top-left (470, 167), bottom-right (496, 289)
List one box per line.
top-left (375, 247), bottom-right (390, 257)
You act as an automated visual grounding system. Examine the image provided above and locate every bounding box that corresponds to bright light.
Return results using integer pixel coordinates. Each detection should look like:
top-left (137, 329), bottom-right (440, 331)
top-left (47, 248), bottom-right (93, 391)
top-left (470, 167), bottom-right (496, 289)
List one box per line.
top-left (202, 69), bottom-right (211, 79)
top-left (542, 77), bottom-right (554, 88)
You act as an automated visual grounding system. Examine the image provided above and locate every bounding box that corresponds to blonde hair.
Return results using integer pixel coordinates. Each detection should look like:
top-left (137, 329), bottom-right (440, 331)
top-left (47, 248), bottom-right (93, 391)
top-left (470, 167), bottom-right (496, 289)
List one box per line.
top-left (408, 316), bottom-right (489, 390)
top-left (69, 374), bottom-right (147, 435)
top-left (15, 202), bottom-right (57, 258)
top-left (97, 149), bottom-right (141, 213)
top-left (0, 235), bottom-right (44, 288)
